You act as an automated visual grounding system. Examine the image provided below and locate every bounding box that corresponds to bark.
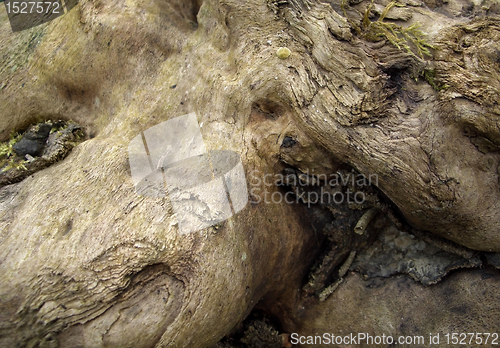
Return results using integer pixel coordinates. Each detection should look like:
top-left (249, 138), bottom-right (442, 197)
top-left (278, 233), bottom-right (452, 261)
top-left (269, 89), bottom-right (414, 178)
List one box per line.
top-left (0, 0), bottom-right (499, 346)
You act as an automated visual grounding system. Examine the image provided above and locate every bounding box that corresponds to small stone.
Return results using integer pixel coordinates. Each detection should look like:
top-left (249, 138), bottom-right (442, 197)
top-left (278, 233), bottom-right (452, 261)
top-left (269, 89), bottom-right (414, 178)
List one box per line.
top-left (276, 47), bottom-right (291, 59)
top-left (13, 138), bottom-right (46, 157)
top-left (24, 123), bottom-right (51, 141)
top-left (12, 123), bottom-right (51, 157)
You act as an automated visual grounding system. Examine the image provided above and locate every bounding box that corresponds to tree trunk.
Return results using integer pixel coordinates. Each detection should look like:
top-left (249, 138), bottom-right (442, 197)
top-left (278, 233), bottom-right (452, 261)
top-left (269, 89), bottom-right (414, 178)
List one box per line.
top-left (0, 0), bottom-right (499, 346)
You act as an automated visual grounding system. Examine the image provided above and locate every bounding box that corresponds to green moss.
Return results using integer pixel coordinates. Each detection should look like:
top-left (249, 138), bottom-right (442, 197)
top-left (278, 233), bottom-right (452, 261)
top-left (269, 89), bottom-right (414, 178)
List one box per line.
top-left (421, 69), bottom-right (449, 91)
top-left (341, 0), bottom-right (363, 36)
top-left (0, 131), bottom-right (22, 168)
top-left (362, 1), bottom-right (434, 59)
top-left (0, 27), bottom-right (45, 76)
top-left (2, 158), bottom-right (27, 172)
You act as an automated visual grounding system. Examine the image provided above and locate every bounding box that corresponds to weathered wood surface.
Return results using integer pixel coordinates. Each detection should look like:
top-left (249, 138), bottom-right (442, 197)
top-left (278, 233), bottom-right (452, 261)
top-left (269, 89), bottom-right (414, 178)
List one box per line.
top-left (0, 0), bottom-right (499, 346)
